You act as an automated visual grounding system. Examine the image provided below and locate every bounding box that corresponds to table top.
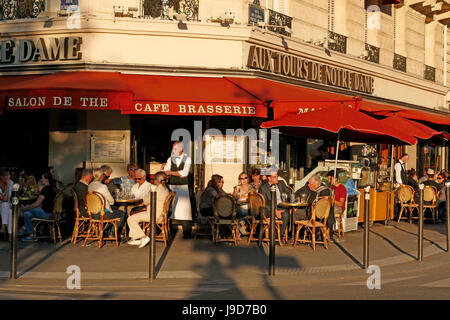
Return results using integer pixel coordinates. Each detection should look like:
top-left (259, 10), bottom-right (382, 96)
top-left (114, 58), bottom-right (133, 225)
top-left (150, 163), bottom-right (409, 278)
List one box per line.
top-left (19, 195), bottom-right (38, 201)
top-left (279, 202), bottom-right (308, 207)
top-left (115, 198), bottom-right (143, 204)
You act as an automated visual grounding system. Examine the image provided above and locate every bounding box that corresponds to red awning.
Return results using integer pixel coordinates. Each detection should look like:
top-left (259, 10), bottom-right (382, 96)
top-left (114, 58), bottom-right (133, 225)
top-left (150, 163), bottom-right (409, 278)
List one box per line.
top-left (0, 71), bottom-right (133, 111)
top-left (121, 75), bottom-right (266, 117)
top-left (378, 115), bottom-right (449, 140)
top-left (261, 103), bottom-right (417, 145)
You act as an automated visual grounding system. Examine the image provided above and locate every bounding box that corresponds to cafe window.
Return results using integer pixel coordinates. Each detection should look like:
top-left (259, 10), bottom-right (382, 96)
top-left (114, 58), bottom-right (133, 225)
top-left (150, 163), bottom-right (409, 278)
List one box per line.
top-left (417, 142), bottom-right (442, 177)
top-left (365, 0), bottom-right (392, 16)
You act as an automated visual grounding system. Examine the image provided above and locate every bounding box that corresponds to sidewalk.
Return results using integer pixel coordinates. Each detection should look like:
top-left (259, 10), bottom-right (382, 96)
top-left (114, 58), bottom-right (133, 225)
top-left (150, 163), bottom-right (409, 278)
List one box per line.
top-left (0, 221), bottom-right (447, 281)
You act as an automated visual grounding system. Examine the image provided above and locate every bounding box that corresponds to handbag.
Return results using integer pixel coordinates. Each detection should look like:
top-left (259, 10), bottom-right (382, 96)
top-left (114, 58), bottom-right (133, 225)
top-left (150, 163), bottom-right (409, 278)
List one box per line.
top-left (129, 205), bottom-right (147, 216)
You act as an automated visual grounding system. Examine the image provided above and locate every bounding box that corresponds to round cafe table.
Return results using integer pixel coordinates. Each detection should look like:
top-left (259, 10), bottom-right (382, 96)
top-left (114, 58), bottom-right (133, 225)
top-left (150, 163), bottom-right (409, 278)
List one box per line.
top-left (278, 202), bottom-right (308, 245)
top-left (114, 198), bottom-right (143, 239)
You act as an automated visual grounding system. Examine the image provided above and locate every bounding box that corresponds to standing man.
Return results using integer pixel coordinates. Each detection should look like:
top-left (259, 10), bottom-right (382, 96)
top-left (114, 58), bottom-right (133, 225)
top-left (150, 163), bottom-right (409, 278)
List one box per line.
top-left (394, 153), bottom-right (409, 188)
top-left (163, 141), bottom-right (193, 239)
top-left (259, 166), bottom-right (292, 241)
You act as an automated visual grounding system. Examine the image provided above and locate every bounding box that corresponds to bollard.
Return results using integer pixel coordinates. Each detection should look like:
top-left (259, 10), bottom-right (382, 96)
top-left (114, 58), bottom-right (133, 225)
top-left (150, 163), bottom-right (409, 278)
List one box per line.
top-left (363, 186), bottom-right (370, 269)
top-left (446, 182), bottom-right (450, 253)
top-left (418, 184), bottom-right (424, 262)
top-left (269, 185), bottom-right (276, 276)
top-left (10, 183), bottom-right (20, 280)
top-left (149, 187), bottom-right (157, 281)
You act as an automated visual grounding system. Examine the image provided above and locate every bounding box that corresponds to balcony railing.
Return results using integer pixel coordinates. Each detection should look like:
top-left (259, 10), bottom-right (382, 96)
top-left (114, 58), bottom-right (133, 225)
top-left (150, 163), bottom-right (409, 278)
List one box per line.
top-left (424, 65), bottom-right (436, 82)
top-left (393, 53), bottom-right (406, 72)
top-left (364, 43), bottom-right (380, 64)
top-left (328, 31), bottom-right (347, 54)
top-left (142, 0), bottom-right (199, 21)
top-left (268, 9), bottom-right (292, 37)
top-left (0, 0), bottom-right (45, 21)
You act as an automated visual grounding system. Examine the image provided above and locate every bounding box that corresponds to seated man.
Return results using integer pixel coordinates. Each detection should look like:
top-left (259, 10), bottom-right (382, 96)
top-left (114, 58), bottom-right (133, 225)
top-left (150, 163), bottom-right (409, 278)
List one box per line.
top-left (327, 170), bottom-right (347, 218)
top-left (259, 166), bottom-right (291, 241)
top-left (294, 174), bottom-right (335, 240)
top-left (127, 171), bottom-right (169, 248)
top-left (72, 168), bottom-right (93, 218)
top-left (111, 163), bottom-right (138, 196)
top-left (19, 173), bottom-right (56, 242)
top-left (88, 168), bottom-right (126, 239)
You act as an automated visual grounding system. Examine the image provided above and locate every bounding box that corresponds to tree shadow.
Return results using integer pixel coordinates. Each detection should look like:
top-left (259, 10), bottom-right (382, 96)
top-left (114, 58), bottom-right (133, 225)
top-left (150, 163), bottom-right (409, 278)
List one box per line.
top-left (187, 236), bottom-right (302, 300)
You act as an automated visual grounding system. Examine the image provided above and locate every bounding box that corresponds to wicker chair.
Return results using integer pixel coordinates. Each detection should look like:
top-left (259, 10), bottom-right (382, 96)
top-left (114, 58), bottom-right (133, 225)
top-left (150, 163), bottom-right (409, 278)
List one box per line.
top-left (396, 185), bottom-right (418, 223)
top-left (246, 191), bottom-right (266, 245)
top-left (83, 191), bottom-right (121, 248)
top-left (213, 194), bottom-right (239, 246)
top-left (32, 190), bottom-right (64, 243)
top-left (423, 185), bottom-right (439, 223)
top-left (142, 191), bottom-right (176, 247)
top-left (294, 196), bottom-right (332, 250)
top-left (70, 189), bottom-right (89, 244)
top-left (334, 201), bottom-right (346, 240)
top-left (193, 189), bottom-right (215, 241)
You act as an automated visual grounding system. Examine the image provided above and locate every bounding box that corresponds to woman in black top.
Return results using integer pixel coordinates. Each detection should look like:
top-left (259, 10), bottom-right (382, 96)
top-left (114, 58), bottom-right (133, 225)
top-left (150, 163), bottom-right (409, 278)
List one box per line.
top-left (199, 174), bottom-right (225, 217)
top-left (19, 173), bottom-right (56, 242)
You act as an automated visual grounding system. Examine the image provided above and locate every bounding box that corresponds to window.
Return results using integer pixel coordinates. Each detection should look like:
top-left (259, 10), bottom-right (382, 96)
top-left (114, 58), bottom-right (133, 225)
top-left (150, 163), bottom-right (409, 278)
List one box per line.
top-left (365, 0), bottom-right (392, 16)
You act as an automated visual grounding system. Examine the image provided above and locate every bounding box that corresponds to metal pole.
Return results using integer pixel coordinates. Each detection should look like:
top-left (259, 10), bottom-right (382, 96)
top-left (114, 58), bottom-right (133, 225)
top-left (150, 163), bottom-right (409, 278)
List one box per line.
top-left (149, 188), bottom-right (157, 281)
top-left (418, 184), bottom-right (424, 262)
top-left (363, 186), bottom-right (370, 269)
top-left (269, 185), bottom-right (276, 276)
top-left (445, 182), bottom-right (450, 252)
top-left (386, 145), bottom-right (395, 226)
top-left (10, 184), bottom-right (20, 279)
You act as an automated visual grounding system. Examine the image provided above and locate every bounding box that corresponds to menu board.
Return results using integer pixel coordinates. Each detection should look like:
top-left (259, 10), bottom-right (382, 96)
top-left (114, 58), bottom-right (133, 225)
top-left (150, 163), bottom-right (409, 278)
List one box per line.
top-left (208, 135), bottom-right (245, 164)
top-left (90, 136), bottom-right (126, 163)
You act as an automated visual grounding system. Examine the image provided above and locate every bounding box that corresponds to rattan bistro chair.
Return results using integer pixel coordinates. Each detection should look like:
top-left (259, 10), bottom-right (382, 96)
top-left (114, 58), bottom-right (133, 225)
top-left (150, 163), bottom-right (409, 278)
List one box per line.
top-left (83, 191), bottom-right (120, 248)
top-left (142, 191), bottom-right (176, 247)
top-left (396, 185), bottom-right (419, 223)
top-left (423, 185), bottom-right (439, 223)
top-left (32, 190), bottom-right (64, 243)
top-left (294, 196), bottom-right (332, 250)
top-left (193, 189), bottom-right (216, 241)
top-left (213, 194), bottom-right (239, 246)
top-left (247, 191), bottom-right (266, 245)
top-left (70, 189), bottom-right (89, 244)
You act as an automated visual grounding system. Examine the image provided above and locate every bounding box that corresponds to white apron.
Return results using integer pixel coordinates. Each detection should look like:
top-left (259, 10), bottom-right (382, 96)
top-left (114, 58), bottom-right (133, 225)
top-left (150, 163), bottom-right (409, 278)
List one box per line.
top-left (169, 184), bottom-right (192, 221)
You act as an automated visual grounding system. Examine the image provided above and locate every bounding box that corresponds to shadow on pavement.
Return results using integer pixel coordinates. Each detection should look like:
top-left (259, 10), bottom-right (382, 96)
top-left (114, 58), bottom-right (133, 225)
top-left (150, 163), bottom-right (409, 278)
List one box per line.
top-left (369, 229), bottom-right (417, 260)
top-left (393, 224), bottom-right (446, 252)
top-left (331, 239), bottom-right (363, 269)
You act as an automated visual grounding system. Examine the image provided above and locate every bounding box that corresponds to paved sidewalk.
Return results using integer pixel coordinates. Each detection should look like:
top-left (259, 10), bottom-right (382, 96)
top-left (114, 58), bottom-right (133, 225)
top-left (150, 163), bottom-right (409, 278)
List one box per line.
top-left (0, 221), bottom-right (447, 281)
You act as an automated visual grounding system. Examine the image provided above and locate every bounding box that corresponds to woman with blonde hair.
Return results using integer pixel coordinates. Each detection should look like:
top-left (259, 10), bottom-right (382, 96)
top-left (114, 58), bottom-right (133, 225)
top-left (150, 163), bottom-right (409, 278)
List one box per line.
top-left (232, 172), bottom-right (253, 236)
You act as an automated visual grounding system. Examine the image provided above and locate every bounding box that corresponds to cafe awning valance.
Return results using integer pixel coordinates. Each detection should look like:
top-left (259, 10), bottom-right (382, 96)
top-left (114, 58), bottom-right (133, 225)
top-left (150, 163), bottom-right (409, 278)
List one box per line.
top-left (0, 71), bottom-right (133, 111)
top-left (120, 74), bottom-right (267, 117)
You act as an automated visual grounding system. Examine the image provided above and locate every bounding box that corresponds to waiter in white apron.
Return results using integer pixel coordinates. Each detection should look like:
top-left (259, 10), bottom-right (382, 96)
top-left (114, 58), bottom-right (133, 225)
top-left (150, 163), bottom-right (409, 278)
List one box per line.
top-left (163, 141), bottom-right (193, 238)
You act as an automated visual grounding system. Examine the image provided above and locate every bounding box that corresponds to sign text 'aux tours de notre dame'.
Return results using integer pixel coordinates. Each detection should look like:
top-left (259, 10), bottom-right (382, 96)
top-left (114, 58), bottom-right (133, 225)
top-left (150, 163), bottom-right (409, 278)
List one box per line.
top-left (247, 45), bottom-right (374, 94)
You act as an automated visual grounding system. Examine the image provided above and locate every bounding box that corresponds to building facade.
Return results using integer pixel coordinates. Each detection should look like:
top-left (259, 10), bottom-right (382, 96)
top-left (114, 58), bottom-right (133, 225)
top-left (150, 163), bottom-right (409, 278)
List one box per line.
top-left (0, 0), bottom-right (449, 188)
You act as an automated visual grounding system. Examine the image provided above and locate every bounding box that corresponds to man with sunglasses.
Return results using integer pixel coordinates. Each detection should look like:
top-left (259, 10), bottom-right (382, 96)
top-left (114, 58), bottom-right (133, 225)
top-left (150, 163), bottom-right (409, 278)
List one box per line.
top-left (110, 163), bottom-right (138, 196)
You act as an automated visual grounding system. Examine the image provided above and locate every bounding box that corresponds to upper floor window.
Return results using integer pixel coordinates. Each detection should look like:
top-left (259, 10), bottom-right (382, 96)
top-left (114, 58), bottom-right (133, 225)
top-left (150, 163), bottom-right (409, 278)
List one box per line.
top-left (365, 0), bottom-right (392, 16)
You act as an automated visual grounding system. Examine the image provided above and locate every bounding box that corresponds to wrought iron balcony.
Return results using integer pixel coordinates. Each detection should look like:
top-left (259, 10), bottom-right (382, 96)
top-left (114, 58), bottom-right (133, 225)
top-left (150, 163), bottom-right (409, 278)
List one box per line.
top-left (327, 31), bottom-right (347, 54)
top-left (424, 65), bottom-right (436, 82)
top-left (268, 9), bottom-right (292, 37)
top-left (142, 0), bottom-right (199, 21)
top-left (364, 43), bottom-right (380, 64)
top-left (0, 0), bottom-right (45, 21)
top-left (393, 53), bottom-right (406, 72)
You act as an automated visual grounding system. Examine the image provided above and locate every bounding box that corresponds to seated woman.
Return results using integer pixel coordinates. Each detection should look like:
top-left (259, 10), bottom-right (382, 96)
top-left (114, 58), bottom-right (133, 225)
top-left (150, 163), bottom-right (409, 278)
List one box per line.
top-left (232, 172), bottom-right (253, 236)
top-left (199, 174), bottom-right (225, 217)
top-left (19, 168), bottom-right (38, 195)
top-left (19, 173), bottom-right (56, 242)
top-left (0, 168), bottom-right (13, 241)
top-left (250, 168), bottom-right (264, 192)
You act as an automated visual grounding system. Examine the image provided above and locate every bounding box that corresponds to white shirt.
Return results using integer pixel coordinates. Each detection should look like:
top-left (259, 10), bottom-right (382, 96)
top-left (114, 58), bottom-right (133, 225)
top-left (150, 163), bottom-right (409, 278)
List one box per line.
top-left (131, 180), bottom-right (151, 209)
top-left (163, 153), bottom-right (191, 178)
top-left (88, 180), bottom-right (114, 211)
top-left (394, 160), bottom-right (406, 185)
